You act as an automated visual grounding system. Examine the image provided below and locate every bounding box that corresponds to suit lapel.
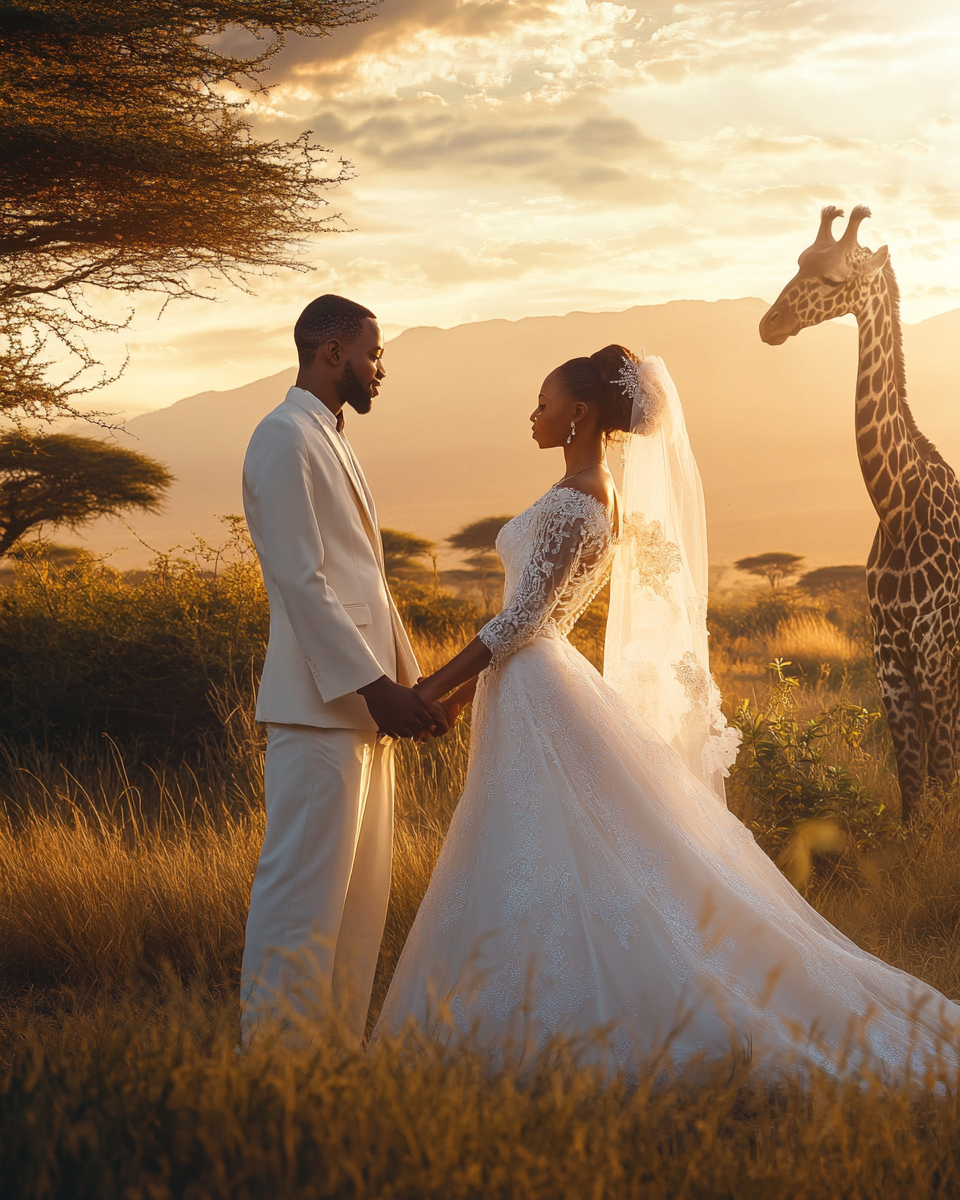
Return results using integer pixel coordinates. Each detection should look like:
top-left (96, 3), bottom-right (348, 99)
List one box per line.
top-left (324, 427), bottom-right (417, 677)
top-left (287, 393), bottom-right (422, 682)
top-left (340, 439), bottom-right (388, 571)
top-left (314, 420), bottom-right (385, 567)
top-left (285, 387), bottom-right (387, 571)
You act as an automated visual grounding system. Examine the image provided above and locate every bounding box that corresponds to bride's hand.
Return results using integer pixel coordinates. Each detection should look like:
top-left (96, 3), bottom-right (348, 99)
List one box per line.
top-left (413, 675), bottom-right (443, 706)
top-left (413, 694), bottom-right (461, 742)
top-left (413, 676), bottom-right (479, 741)
top-left (410, 677), bottom-right (446, 741)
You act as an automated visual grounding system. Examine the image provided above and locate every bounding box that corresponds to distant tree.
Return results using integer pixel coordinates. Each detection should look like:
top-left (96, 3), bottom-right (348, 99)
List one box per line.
top-left (797, 565), bottom-right (867, 598)
top-left (448, 517), bottom-right (514, 556)
top-left (0, 0), bottom-right (375, 422)
top-left (380, 529), bottom-right (435, 574)
top-left (379, 527), bottom-right (439, 593)
top-left (734, 551), bottom-right (806, 591)
top-left (448, 516), bottom-right (513, 608)
top-left (0, 432), bottom-right (172, 556)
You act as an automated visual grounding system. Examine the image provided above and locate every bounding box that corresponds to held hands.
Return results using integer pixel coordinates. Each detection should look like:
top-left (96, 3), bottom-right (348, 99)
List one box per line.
top-left (411, 674), bottom-right (477, 742)
top-left (411, 688), bottom-right (460, 743)
top-left (368, 636), bottom-right (488, 744)
top-left (357, 675), bottom-right (450, 740)
top-left (409, 676), bottom-right (449, 743)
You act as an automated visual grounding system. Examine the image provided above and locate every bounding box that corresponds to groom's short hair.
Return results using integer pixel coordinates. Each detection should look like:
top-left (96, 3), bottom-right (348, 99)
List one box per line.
top-left (294, 295), bottom-right (376, 366)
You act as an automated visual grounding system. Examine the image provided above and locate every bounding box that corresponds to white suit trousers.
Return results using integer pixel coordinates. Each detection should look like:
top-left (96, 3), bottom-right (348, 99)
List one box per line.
top-left (240, 724), bottom-right (394, 1044)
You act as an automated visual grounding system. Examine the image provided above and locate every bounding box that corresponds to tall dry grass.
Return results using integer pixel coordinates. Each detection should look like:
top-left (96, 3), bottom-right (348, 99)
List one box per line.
top-left (5, 751), bottom-right (960, 1012)
top-left (0, 800), bottom-right (260, 995)
top-left (6, 989), bottom-right (960, 1200)
top-left (6, 980), bottom-right (960, 1200)
top-left (769, 612), bottom-right (861, 666)
top-left (0, 693), bottom-right (472, 1014)
top-left (0, 610), bottom-right (954, 1010)
top-left (809, 791), bottom-right (960, 998)
top-left (7, 599), bottom-right (960, 1196)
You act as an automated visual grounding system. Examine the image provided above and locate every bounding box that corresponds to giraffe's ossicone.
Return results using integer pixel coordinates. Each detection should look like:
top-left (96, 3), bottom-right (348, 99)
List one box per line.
top-left (760, 205), bottom-right (960, 822)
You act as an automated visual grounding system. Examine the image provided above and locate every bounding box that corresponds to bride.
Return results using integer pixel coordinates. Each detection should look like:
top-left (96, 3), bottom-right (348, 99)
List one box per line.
top-left (375, 345), bottom-right (960, 1079)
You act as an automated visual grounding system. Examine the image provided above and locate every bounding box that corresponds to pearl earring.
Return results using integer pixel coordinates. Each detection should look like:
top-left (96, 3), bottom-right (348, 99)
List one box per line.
top-left (567, 421), bottom-right (576, 444)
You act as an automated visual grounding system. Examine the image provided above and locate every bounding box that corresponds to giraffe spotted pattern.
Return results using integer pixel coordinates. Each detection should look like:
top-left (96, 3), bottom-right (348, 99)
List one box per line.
top-left (760, 205), bottom-right (960, 822)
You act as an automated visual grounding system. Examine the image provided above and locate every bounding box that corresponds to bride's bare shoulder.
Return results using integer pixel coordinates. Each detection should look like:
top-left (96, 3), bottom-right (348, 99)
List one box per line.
top-left (554, 467), bottom-right (616, 514)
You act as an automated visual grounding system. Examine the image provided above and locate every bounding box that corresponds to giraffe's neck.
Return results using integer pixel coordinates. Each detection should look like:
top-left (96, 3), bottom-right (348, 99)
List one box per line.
top-left (853, 264), bottom-right (920, 543)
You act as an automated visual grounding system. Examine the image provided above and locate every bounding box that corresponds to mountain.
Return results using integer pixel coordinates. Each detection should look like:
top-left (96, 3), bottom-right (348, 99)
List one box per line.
top-left (70, 298), bottom-right (960, 571)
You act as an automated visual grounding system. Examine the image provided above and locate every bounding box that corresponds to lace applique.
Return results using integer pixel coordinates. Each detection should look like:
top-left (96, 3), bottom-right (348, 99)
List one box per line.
top-left (620, 513), bottom-right (683, 603)
top-left (478, 487), bottom-right (613, 669)
top-left (673, 651), bottom-right (710, 716)
top-left (702, 718), bottom-right (743, 780)
top-left (672, 651), bottom-right (742, 780)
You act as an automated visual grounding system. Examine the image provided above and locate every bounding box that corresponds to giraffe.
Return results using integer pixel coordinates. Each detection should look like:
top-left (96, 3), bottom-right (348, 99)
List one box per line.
top-left (759, 205), bottom-right (960, 822)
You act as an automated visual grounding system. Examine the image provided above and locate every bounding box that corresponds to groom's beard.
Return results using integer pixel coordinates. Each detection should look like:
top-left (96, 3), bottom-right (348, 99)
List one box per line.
top-left (336, 361), bottom-right (374, 415)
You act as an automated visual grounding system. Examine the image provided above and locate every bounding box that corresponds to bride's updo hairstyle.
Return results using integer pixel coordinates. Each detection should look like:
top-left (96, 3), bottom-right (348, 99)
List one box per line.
top-left (556, 343), bottom-right (638, 438)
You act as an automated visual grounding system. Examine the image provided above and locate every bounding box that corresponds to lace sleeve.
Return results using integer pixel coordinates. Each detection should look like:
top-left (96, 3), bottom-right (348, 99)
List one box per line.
top-left (478, 489), bottom-right (604, 669)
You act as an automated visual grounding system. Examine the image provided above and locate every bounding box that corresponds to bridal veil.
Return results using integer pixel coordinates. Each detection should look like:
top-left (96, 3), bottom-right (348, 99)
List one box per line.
top-left (603, 354), bottom-right (741, 799)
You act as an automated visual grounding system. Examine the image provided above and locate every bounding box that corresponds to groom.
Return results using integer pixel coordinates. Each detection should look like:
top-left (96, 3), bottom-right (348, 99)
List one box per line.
top-left (240, 294), bottom-right (447, 1045)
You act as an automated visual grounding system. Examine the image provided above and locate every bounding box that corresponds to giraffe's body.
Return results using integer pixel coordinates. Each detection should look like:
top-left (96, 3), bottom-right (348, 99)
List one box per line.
top-left (760, 207), bottom-right (960, 821)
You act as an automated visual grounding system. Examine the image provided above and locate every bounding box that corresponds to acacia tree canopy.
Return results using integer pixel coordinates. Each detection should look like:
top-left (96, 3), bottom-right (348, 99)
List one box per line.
top-left (448, 516), bottom-right (515, 556)
top-left (379, 528), bottom-right (435, 574)
top-left (0, 431), bottom-right (172, 556)
top-left (797, 565), bottom-right (867, 597)
top-left (0, 0), bottom-right (377, 420)
top-left (734, 551), bottom-right (806, 590)
top-left (448, 517), bottom-right (513, 609)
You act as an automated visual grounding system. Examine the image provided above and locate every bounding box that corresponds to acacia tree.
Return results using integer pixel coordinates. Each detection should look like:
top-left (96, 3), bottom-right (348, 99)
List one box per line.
top-left (379, 527), bottom-right (439, 593)
top-left (796, 565), bottom-right (866, 597)
top-left (0, 431), bottom-right (172, 556)
top-left (448, 516), bottom-right (513, 607)
top-left (734, 551), bottom-right (806, 591)
top-left (380, 529), bottom-right (434, 573)
top-left (0, 0), bottom-right (376, 422)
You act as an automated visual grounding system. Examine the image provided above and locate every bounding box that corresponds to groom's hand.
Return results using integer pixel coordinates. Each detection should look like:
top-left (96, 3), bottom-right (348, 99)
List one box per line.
top-left (357, 675), bottom-right (449, 739)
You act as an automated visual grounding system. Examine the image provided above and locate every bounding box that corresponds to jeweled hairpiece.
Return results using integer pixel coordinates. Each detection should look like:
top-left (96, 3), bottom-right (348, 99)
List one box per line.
top-left (616, 350), bottom-right (663, 436)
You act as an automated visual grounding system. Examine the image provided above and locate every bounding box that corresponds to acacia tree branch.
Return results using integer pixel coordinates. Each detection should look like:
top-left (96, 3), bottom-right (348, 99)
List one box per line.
top-left (0, 1), bottom-right (374, 423)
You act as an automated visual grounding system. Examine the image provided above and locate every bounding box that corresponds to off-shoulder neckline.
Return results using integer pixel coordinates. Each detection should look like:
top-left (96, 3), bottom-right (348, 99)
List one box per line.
top-left (547, 483), bottom-right (617, 527)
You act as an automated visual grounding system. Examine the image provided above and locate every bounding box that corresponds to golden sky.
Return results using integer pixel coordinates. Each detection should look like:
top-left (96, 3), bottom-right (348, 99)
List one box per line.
top-left (89, 0), bottom-right (960, 416)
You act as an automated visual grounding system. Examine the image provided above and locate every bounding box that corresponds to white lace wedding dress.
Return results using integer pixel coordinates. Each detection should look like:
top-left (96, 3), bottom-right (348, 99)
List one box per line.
top-left (375, 484), bottom-right (960, 1079)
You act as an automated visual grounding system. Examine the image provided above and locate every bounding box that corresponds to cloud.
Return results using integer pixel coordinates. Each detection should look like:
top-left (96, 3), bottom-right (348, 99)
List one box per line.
top-left (922, 114), bottom-right (960, 137)
top-left (263, 0), bottom-right (938, 100)
top-left (300, 96), bottom-right (671, 202)
top-left (87, 0), bottom-right (960, 417)
top-left (270, 0), bottom-right (635, 102)
top-left (705, 126), bottom-right (931, 160)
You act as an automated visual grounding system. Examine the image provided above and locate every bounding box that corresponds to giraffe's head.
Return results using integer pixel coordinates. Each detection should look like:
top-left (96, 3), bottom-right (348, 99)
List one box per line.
top-left (759, 205), bottom-right (889, 345)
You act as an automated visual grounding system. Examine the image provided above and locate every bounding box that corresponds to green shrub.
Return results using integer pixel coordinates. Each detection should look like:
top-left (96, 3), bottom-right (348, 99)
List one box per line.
top-left (708, 593), bottom-right (800, 644)
top-left (728, 659), bottom-right (897, 857)
top-left (0, 521), bottom-right (268, 755)
top-left (391, 580), bottom-right (490, 642)
top-left (0, 527), bottom-right (498, 761)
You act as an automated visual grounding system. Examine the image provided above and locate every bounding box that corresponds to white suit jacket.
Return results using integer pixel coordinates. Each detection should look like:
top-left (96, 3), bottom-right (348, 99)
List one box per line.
top-left (243, 386), bottom-right (420, 729)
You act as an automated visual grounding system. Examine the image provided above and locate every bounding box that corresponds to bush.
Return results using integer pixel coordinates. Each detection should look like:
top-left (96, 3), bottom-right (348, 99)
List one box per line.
top-left (392, 581), bottom-right (490, 642)
top-left (0, 527), bottom-right (499, 761)
top-left (0, 521), bottom-right (268, 755)
top-left (708, 593), bottom-right (801, 644)
top-left (728, 659), bottom-right (898, 860)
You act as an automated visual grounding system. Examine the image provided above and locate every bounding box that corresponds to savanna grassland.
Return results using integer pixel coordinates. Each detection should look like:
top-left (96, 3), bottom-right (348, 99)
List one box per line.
top-left (3, 536), bottom-right (960, 1199)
